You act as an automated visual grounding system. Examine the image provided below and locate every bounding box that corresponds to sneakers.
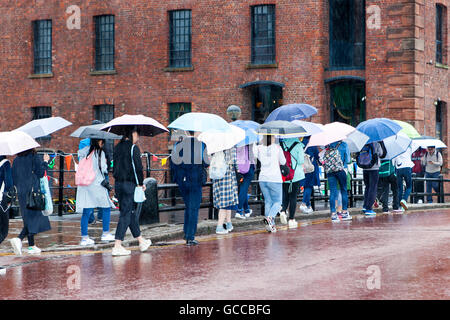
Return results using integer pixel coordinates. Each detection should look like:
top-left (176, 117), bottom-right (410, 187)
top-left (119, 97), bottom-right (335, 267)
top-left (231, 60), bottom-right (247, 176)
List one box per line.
top-left (226, 222), bottom-right (234, 232)
top-left (112, 246), bottom-right (131, 256)
top-left (339, 212), bottom-right (352, 221)
top-left (101, 233), bottom-right (115, 242)
top-left (186, 239), bottom-right (199, 246)
top-left (244, 209), bottom-right (253, 218)
top-left (27, 246), bottom-right (41, 255)
top-left (235, 212), bottom-right (246, 220)
top-left (139, 239), bottom-right (152, 252)
top-left (363, 209), bottom-right (377, 216)
top-left (10, 238), bottom-right (22, 255)
top-left (382, 210), bottom-right (390, 215)
top-left (216, 226), bottom-right (228, 234)
top-left (80, 237), bottom-right (95, 246)
top-left (400, 200), bottom-right (408, 211)
top-left (279, 211), bottom-right (288, 225)
top-left (288, 219), bottom-right (298, 228)
top-left (331, 213), bottom-right (340, 223)
top-left (304, 207), bottom-right (314, 214)
top-left (299, 204), bottom-right (307, 213)
top-left (373, 199), bottom-right (379, 208)
top-left (392, 209), bottom-right (403, 214)
top-left (263, 217), bottom-right (274, 232)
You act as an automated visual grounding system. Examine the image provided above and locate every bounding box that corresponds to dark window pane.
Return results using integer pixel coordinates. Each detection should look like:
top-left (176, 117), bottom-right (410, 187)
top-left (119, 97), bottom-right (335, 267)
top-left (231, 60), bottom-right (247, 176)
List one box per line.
top-left (95, 15), bottom-right (115, 71)
top-left (251, 5), bottom-right (275, 65)
top-left (436, 5), bottom-right (443, 64)
top-left (169, 10), bottom-right (192, 68)
top-left (33, 20), bottom-right (52, 74)
top-left (169, 103), bottom-right (191, 123)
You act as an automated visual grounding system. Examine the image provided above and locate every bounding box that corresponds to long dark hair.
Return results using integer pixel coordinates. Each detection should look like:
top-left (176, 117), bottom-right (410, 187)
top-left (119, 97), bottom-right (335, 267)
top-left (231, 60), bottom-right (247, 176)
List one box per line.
top-left (89, 139), bottom-right (105, 157)
top-left (120, 126), bottom-right (141, 142)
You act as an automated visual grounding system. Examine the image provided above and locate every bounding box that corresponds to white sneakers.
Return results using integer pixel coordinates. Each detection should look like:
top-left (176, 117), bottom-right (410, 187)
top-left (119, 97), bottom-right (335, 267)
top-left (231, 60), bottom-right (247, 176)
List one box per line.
top-left (80, 237), bottom-right (95, 246)
top-left (279, 211), bottom-right (288, 225)
top-left (101, 233), bottom-right (115, 242)
top-left (288, 219), bottom-right (298, 228)
top-left (139, 239), bottom-right (152, 252)
top-left (300, 204), bottom-right (313, 214)
top-left (112, 246), bottom-right (131, 256)
top-left (235, 213), bottom-right (246, 220)
top-left (10, 238), bottom-right (22, 255)
top-left (27, 246), bottom-right (42, 255)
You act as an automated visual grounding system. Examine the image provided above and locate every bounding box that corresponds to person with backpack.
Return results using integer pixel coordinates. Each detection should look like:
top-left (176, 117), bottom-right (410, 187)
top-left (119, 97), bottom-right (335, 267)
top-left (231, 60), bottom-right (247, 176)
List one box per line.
top-left (279, 137), bottom-right (304, 228)
top-left (299, 136), bottom-right (320, 214)
top-left (170, 132), bottom-right (209, 246)
top-left (235, 144), bottom-right (256, 219)
top-left (76, 138), bottom-right (115, 246)
top-left (377, 159), bottom-right (401, 214)
top-left (421, 145), bottom-right (443, 203)
top-left (0, 156), bottom-right (13, 245)
top-left (9, 149), bottom-right (51, 255)
top-left (356, 142), bottom-right (386, 215)
top-left (411, 147), bottom-right (427, 203)
top-left (211, 147), bottom-right (239, 234)
top-left (320, 142), bottom-right (350, 222)
top-left (393, 145), bottom-right (414, 210)
top-left (253, 135), bottom-right (286, 233)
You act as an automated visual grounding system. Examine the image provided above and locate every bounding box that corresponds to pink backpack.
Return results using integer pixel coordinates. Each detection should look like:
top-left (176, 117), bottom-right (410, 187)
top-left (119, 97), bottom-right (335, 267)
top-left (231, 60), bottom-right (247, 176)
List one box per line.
top-left (75, 151), bottom-right (96, 186)
top-left (237, 145), bottom-right (250, 174)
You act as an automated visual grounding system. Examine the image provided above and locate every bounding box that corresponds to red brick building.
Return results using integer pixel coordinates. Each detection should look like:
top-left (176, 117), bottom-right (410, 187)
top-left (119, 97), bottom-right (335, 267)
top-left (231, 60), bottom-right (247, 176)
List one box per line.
top-left (0, 0), bottom-right (448, 170)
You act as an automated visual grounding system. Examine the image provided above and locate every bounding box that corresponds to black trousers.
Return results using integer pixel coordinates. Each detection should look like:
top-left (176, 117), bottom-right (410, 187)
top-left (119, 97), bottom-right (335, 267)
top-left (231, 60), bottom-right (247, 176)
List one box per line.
top-left (281, 181), bottom-right (301, 220)
top-left (114, 181), bottom-right (141, 241)
top-left (377, 174), bottom-right (399, 211)
top-left (0, 209), bottom-right (9, 245)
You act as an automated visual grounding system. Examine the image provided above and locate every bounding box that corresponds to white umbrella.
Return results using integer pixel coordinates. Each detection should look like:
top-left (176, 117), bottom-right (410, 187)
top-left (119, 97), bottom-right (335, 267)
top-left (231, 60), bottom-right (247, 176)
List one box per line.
top-left (411, 138), bottom-right (447, 150)
top-left (0, 131), bottom-right (40, 155)
top-left (15, 116), bottom-right (72, 138)
top-left (307, 122), bottom-right (369, 152)
top-left (381, 132), bottom-right (412, 160)
top-left (101, 114), bottom-right (168, 137)
top-left (284, 120), bottom-right (324, 137)
top-left (198, 126), bottom-right (246, 155)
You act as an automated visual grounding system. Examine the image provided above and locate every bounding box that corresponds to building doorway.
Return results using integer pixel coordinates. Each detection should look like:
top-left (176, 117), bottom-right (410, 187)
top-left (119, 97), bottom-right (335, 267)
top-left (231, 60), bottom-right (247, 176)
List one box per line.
top-left (329, 80), bottom-right (365, 126)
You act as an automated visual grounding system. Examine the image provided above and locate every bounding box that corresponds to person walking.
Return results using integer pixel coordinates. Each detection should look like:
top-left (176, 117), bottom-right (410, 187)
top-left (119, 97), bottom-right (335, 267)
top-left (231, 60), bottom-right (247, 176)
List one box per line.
top-left (299, 136), bottom-right (320, 214)
top-left (321, 142), bottom-right (350, 222)
top-left (279, 137), bottom-right (304, 228)
top-left (170, 133), bottom-right (208, 246)
top-left (253, 135), bottom-right (286, 233)
top-left (212, 147), bottom-right (239, 234)
top-left (421, 145), bottom-right (443, 203)
top-left (111, 127), bottom-right (152, 256)
top-left (9, 149), bottom-right (51, 255)
top-left (393, 145), bottom-right (414, 210)
top-left (76, 138), bottom-right (115, 246)
top-left (0, 156), bottom-right (13, 245)
top-left (377, 159), bottom-right (401, 214)
top-left (411, 147), bottom-right (427, 203)
top-left (356, 142), bottom-right (386, 216)
top-left (235, 144), bottom-right (256, 219)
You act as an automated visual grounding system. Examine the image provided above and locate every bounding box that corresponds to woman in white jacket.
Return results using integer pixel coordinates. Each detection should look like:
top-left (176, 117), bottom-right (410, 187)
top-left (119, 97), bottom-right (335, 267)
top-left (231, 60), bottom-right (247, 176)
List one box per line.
top-left (253, 135), bottom-right (286, 232)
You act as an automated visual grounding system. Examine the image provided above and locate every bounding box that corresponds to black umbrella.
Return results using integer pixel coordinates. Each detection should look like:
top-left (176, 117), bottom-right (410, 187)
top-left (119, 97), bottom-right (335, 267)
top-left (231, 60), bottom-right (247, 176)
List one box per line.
top-left (257, 120), bottom-right (307, 136)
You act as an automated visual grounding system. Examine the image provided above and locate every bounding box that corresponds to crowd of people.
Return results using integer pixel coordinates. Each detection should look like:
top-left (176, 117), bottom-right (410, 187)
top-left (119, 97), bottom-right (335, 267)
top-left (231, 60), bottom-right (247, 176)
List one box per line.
top-left (0, 123), bottom-right (444, 255)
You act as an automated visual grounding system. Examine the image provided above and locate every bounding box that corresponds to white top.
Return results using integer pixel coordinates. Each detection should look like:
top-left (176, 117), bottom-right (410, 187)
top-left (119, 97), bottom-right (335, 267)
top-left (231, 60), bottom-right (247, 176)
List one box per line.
top-left (253, 143), bottom-right (286, 183)
top-left (393, 146), bottom-right (414, 169)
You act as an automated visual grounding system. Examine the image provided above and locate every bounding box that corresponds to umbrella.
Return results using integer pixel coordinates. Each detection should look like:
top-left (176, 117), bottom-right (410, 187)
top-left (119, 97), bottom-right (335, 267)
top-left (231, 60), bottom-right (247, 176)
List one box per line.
top-left (231, 122), bottom-right (261, 147)
top-left (231, 120), bottom-right (260, 131)
top-left (291, 120), bottom-right (324, 136)
top-left (257, 120), bottom-right (307, 136)
top-left (265, 103), bottom-right (318, 122)
top-left (15, 116), bottom-right (72, 139)
top-left (356, 118), bottom-right (402, 143)
top-left (168, 112), bottom-right (230, 132)
top-left (198, 125), bottom-right (246, 155)
top-left (0, 131), bottom-right (40, 155)
top-left (393, 120), bottom-right (421, 139)
top-left (381, 132), bottom-right (412, 160)
top-left (411, 137), bottom-right (447, 149)
top-left (70, 124), bottom-right (122, 140)
top-left (101, 114), bottom-right (168, 137)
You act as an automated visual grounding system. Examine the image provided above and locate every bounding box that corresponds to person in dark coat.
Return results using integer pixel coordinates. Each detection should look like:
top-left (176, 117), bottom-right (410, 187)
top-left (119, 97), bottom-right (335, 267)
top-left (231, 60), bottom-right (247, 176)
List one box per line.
top-left (0, 155), bottom-right (14, 245)
top-left (170, 133), bottom-right (209, 246)
top-left (299, 136), bottom-right (321, 214)
top-left (10, 149), bottom-right (51, 255)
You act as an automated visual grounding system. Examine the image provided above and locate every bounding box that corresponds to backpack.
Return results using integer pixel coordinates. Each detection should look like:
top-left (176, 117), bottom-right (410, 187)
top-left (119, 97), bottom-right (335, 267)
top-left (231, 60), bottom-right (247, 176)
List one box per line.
top-left (356, 144), bottom-right (378, 169)
top-left (209, 151), bottom-right (228, 180)
top-left (75, 151), bottom-right (96, 186)
top-left (379, 160), bottom-right (395, 178)
top-left (236, 145), bottom-right (250, 174)
top-left (303, 153), bottom-right (315, 174)
top-left (280, 141), bottom-right (299, 182)
top-left (322, 146), bottom-right (344, 174)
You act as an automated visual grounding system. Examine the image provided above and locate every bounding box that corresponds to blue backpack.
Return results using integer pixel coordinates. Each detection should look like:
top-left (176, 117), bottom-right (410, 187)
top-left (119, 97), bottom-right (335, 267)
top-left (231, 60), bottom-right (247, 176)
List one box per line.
top-left (356, 144), bottom-right (378, 169)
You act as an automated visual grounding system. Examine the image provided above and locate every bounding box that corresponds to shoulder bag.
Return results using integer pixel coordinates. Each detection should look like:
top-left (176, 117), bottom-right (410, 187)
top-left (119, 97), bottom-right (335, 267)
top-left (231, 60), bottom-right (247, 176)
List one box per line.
top-left (131, 145), bottom-right (146, 203)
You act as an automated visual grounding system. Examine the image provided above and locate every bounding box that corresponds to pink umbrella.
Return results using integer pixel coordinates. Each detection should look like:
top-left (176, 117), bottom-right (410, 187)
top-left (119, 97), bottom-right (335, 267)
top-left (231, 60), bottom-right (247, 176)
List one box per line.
top-left (101, 114), bottom-right (168, 137)
top-left (0, 131), bottom-right (40, 155)
top-left (307, 122), bottom-right (369, 152)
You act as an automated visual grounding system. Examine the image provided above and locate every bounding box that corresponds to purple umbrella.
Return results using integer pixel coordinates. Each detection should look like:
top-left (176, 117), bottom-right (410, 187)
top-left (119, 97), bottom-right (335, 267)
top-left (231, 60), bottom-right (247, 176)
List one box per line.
top-left (265, 104), bottom-right (318, 122)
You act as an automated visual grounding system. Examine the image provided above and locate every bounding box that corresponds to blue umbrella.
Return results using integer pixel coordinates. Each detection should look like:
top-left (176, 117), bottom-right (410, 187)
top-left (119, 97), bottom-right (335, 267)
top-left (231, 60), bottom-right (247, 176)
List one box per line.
top-left (168, 112), bottom-right (231, 132)
top-left (231, 120), bottom-right (260, 131)
top-left (356, 118), bottom-right (402, 143)
top-left (265, 103), bottom-right (318, 122)
top-left (231, 120), bottom-right (262, 147)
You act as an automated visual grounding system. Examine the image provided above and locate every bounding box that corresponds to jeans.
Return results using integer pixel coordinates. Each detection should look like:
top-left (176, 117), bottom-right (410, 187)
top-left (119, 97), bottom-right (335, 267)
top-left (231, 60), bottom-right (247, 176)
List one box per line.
top-left (81, 207), bottom-right (111, 237)
top-left (425, 172), bottom-right (440, 203)
top-left (397, 167), bottom-right (412, 202)
top-left (259, 182), bottom-right (283, 220)
top-left (328, 170), bottom-right (348, 213)
top-left (282, 181), bottom-right (301, 219)
top-left (180, 184), bottom-right (202, 241)
top-left (237, 165), bottom-right (255, 213)
top-left (114, 181), bottom-right (141, 241)
top-left (363, 170), bottom-right (379, 210)
top-left (0, 209), bottom-right (9, 244)
top-left (302, 186), bottom-right (313, 207)
top-left (378, 174), bottom-right (399, 211)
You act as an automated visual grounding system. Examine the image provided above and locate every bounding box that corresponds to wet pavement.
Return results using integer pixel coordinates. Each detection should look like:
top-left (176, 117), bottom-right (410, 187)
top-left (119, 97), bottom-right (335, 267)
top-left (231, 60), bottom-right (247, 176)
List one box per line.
top-left (1, 209), bottom-right (450, 299)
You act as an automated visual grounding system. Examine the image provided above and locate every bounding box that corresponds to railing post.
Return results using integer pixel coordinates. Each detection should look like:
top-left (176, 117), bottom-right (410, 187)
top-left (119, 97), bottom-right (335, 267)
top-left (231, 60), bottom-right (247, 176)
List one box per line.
top-left (58, 151), bottom-right (64, 217)
top-left (439, 175), bottom-right (444, 203)
top-left (145, 152), bottom-right (151, 178)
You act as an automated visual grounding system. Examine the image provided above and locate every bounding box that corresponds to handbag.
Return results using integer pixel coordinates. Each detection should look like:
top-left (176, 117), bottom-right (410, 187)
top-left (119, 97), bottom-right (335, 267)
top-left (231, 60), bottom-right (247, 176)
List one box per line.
top-left (131, 145), bottom-right (146, 203)
top-left (303, 153), bottom-right (315, 174)
top-left (40, 175), bottom-right (53, 216)
top-left (27, 176), bottom-right (46, 211)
